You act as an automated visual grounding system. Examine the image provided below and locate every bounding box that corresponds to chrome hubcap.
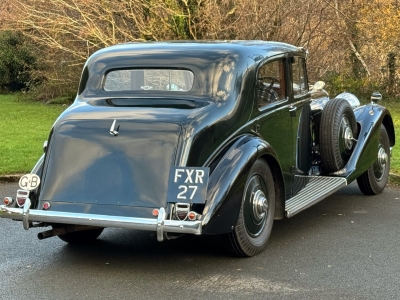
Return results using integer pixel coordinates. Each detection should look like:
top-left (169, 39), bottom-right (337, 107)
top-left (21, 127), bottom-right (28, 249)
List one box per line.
top-left (252, 190), bottom-right (268, 221)
top-left (373, 142), bottom-right (388, 180)
top-left (344, 126), bottom-right (353, 150)
top-left (376, 147), bottom-right (388, 173)
top-left (342, 117), bottom-right (354, 151)
top-left (244, 174), bottom-right (268, 237)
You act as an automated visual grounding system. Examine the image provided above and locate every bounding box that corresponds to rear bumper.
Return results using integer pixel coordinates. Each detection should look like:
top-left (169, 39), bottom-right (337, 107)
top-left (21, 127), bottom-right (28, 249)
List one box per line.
top-left (0, 198), bottom-right (202, 241)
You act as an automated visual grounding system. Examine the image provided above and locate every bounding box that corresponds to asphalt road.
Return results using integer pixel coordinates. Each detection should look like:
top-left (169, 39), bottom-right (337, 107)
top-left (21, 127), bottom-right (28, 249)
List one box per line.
top-left (0, 182), bottom-right (399, 300)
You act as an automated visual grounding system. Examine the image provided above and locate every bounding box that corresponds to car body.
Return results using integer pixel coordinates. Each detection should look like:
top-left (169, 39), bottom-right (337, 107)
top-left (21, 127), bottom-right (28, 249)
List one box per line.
top-left (1, 41), bottom-right (395, 256)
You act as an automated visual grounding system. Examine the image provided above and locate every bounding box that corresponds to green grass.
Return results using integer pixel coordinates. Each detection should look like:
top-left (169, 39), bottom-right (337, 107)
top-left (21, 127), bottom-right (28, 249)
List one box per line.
top-left (383, 100), bottom-right (400, 175)
top-left (0, 94), bottom-right (66, 175)
top-left (0, 94), bottom-right (399, 176)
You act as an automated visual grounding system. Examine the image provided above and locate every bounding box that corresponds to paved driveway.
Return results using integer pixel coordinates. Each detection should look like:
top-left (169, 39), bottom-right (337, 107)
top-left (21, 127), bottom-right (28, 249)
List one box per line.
top-left (0, 182), bottom-right (399, 300)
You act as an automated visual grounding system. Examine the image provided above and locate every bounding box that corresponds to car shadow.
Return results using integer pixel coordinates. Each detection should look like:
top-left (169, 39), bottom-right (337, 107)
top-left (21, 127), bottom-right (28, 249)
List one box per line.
top-left (48, 184), bottom-right (374, 271)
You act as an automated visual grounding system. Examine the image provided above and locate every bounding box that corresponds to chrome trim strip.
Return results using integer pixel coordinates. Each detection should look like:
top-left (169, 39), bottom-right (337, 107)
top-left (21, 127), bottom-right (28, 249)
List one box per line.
top-left (0, 199), bottom-right (202, 238)
top-left (32, 154), bottom-right (45, 174)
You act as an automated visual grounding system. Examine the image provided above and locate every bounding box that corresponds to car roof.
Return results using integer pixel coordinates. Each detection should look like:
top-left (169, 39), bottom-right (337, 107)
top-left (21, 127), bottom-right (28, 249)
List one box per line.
top-left (87, 40), bottom-right (303, 67)
top-left (79, 41), bottom-right (304, 99)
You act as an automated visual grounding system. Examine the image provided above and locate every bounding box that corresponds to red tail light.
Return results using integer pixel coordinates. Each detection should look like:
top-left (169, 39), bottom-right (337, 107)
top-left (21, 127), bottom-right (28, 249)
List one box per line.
top-left (42, 202), bottom-right (51, 210)
top-left (16, 197), bottom-right (26, 207)
top-left (175, 203), bottom-right (190, 220)
top-left (3, 197), bottom-right (13, 206)
top-left (16, 190), bottom-right (29, 207)
top-left (188, 211), bottom-right (198, 221)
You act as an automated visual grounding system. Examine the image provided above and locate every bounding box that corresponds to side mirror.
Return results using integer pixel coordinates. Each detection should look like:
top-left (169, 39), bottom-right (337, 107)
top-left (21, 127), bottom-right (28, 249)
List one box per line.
top-left (311, 81), bottom-right (325, 92)
top-left (371, 92), bottom-right (382, 103)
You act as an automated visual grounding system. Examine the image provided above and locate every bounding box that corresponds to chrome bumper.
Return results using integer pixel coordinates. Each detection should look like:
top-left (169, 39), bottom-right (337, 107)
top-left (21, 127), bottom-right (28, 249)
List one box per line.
top-left (0, 198), bottom-right (202, 241)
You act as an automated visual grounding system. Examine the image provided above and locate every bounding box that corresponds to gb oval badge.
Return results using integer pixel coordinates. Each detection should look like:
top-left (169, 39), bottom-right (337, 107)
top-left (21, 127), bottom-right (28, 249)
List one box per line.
top-left (19, 174), bottom-right (41, 191)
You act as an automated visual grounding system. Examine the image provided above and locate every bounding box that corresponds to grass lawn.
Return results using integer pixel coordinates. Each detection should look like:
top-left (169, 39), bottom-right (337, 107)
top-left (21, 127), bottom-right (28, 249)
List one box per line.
top-left (384, 100), bottom-right (400, 176)
top-left (0, 94), bottom-right (399, 176)
top-left (0, 94), bottom-right (66, 175)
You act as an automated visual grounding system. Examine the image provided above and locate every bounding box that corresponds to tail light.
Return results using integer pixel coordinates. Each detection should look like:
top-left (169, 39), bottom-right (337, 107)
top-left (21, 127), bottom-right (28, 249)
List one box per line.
top-left (16, 189), bottom-right (29, 207)
top-left (42, 202), bottom-right (51, 210)
top-left (3, 197), bottom-right (14, 206)
top-left (175, 203), bottom-right (190, 220)
top-left (188, 211), bottom-right (200, 221)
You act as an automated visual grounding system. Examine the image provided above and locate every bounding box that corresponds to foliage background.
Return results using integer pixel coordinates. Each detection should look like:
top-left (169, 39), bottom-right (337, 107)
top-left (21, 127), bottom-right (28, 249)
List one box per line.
top-left (0, 0), bottom-right (399, 177)
top-left (0, 0), bottom-right (399, 101)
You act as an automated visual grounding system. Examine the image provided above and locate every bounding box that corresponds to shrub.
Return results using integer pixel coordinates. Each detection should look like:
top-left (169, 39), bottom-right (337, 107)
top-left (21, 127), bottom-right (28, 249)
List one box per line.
top-left (0, 31), bottom-right (42, 92)
top-left (322, 71), bottom-right (383, 102)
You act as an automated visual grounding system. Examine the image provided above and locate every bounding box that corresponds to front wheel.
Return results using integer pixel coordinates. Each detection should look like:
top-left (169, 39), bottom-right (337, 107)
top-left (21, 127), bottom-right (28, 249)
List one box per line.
top-left (357, 125), bottom-right (390, 195)
top-left (227, 159), bottom-right (275, 257)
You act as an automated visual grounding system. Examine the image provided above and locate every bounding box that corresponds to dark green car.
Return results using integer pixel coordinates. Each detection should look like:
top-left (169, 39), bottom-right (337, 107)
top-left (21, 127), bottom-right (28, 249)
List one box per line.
top-left (1, 41), bottom-right (395, 257)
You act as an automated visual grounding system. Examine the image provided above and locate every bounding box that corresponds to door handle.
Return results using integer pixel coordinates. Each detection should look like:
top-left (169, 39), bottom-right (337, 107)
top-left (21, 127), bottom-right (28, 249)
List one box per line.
top-left (289, 106), bottom-right (297, 117)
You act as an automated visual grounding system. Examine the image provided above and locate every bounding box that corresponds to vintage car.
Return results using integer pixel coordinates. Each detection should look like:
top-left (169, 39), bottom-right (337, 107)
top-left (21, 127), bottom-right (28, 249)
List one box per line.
top-left (0, 41), bottom-right (395, 257)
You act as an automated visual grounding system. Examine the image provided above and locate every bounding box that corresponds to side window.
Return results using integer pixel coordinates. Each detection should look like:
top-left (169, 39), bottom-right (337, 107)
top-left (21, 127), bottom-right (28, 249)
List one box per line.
top-left (257, 60), bottom-right (285, 109)
top-left (292, 57), bottom-right (308, 96)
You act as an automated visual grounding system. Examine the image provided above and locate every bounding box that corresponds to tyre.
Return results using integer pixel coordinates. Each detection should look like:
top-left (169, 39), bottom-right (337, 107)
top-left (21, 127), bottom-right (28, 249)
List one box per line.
top-left (319, 98), bottom-right (357, 173)
top-left (357, 125), bottom-right (390, 195)
top-left (54, 226), bottom-right (104, 244)
top-left (227, 158), bottom-right (275, 257)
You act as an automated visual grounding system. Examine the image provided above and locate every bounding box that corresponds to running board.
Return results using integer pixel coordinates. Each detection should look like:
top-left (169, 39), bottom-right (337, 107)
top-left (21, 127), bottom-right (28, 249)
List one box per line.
top-left (285, 176), bottom-right (347, 218)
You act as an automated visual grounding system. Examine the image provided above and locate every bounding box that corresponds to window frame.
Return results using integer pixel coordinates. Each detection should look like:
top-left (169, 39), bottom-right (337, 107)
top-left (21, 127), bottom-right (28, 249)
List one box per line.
top-left (291, 56), bottom-right (308, 97)
top-left (256, 57), bottom-right (288, 111)
top-left (103, 68), bottom-right (195, 92)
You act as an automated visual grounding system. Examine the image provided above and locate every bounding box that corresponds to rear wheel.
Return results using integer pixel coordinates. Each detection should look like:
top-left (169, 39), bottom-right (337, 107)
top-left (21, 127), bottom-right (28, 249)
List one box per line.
top-left (357, 125), bottom-right (390, 195)
top-left (227, 159), bottom-right (275, 257)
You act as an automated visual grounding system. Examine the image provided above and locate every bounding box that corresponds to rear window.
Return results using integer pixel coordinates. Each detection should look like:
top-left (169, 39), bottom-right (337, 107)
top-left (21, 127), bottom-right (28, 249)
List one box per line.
top-left (104, 69), bottom-right (194, 92)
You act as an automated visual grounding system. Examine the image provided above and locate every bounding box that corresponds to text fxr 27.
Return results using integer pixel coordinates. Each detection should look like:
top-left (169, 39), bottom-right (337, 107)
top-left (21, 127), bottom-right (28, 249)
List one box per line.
top-left (174, 168), bottom-right (205, 200)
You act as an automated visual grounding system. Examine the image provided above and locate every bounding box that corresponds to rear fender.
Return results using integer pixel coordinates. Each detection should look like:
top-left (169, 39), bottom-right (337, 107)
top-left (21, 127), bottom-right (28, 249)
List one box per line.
top-left (340, 104), bottom-right (395, 183)
top-left (22, 154), bottom-right (45, 210)
top-left (201, 135), bottom-right (281, 234)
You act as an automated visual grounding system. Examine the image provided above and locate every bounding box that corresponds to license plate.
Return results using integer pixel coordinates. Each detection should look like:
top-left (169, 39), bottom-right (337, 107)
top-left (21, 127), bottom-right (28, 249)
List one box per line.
top-left (167, 167), bottom-right (209, 204)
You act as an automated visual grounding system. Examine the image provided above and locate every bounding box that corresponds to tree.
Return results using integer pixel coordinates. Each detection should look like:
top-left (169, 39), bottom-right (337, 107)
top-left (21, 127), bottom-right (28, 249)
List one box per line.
top-left (0, 31), bottom-right (42, 92)
top-left (1, 0), bottom-right (399, 99)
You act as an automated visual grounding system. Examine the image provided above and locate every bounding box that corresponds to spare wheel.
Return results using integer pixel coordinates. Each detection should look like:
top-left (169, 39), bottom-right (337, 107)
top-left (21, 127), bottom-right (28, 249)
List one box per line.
top-left (319, 98), bottom-right (357, 173)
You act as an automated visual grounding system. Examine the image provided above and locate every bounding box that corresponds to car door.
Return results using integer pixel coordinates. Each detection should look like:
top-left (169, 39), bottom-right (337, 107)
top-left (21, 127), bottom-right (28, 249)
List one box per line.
top-left (256, 57), bottom-right (296, 199)
top-left (256, 55), bottom-right (311, 199)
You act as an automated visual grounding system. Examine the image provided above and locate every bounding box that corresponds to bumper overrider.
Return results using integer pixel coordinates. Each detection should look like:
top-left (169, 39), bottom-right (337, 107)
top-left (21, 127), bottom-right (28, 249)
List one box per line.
top-left (0, 198), bottom-right (202, 242)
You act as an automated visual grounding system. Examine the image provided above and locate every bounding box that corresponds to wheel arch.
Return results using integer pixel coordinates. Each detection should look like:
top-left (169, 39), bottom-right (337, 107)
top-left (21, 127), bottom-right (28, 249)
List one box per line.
top-left (259, 153), bottom-right (285, 220)
top-left (344, 105), bottom-right (395, 183)
top-left (201, 135), bottom-right (285, 234)
top-left (382, 113), bottom-right (395, 147)
top-left (356, 124), bottom-right (391, 195)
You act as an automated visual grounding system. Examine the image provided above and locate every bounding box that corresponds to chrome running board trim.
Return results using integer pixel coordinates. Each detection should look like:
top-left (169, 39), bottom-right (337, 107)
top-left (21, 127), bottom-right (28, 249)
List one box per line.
top-left (285, 176), bottom-right (347, 218)
top-left (0, 199), bottom-right (201, 242)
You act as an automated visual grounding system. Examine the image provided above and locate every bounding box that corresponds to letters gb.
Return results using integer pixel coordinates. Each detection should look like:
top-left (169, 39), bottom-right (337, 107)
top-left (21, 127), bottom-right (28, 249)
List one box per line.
top-left (19, 174), bottom-right (41, 191)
